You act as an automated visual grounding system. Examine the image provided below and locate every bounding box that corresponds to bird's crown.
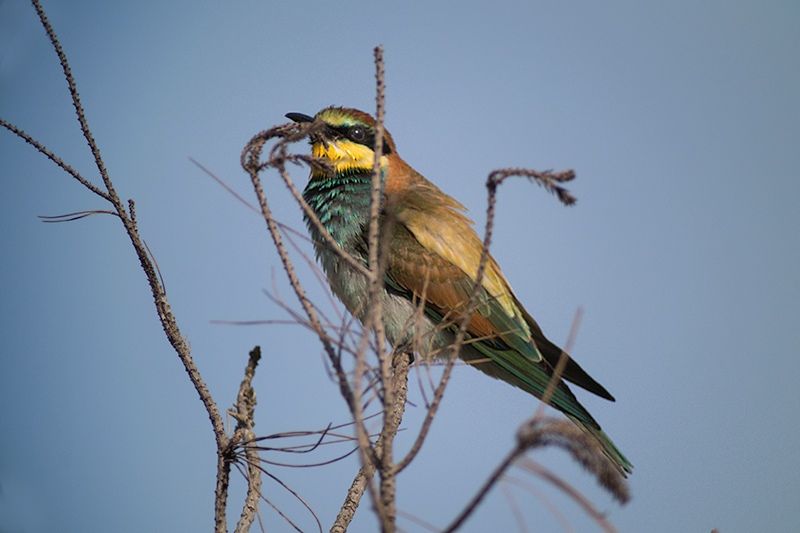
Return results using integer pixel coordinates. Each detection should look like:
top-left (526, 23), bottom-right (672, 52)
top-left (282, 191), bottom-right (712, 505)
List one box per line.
top-left (286, 107), bottom-right (396, 176)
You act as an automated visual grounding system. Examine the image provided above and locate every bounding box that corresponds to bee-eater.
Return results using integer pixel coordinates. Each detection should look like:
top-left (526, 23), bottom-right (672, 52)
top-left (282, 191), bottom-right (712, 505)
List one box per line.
top-left (286, 107), bottom-right (632, 476)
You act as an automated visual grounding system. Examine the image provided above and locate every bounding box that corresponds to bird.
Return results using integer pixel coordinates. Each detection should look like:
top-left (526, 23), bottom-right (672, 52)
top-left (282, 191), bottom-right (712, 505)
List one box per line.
top-left (286, 106), bottom-right (632, 476)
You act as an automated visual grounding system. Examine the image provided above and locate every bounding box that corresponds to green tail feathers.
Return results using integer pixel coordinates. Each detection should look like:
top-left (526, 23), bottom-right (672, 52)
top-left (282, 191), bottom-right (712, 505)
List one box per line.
top-left (468, 341), bottom-right (633, 476)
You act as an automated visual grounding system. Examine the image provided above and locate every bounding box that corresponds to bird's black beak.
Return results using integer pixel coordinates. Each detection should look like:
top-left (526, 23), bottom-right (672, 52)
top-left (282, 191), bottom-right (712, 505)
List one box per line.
top-left (286, 112), bottom-right (329, 150)
top-left (286, 112), bottom-right (314, 123)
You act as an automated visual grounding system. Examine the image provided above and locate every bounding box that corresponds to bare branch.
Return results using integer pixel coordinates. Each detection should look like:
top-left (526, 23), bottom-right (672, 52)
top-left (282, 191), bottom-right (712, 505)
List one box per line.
top-left (191, 156), bottom-right (261, 215)
top-left (331, 350), bottom-right (412, 533)
top-left (7, 5), bottom-right (232, 531)
top-left (30, 0), bottom-right (119, 203)
top-left (502, 475), bottom-right (575, 533)
top-left (0, 118), bottom-right (111, 200)
top-left (442, 446), bottom-right (520, 532)
top-left (233, 347), bottom-right (263, 533)
top-left (241, 121), bottom-right (375, 481)
top-left (362, 45), bottom-right (402, 531)
top-left (500, 480), bottom-right (530, 533)
top-left (516, 457), bottom-right (618, 533)
top-left (487, 167), bottom-right (577, 207)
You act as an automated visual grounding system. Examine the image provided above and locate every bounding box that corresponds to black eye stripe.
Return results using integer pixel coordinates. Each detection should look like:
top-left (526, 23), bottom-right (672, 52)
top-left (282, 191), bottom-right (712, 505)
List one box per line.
top-left (327, 124), bottom-right (392, 156)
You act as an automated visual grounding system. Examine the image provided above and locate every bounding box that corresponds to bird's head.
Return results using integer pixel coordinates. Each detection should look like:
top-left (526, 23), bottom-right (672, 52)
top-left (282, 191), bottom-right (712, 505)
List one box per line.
top-left (286, 107), bottom-right (397, 177)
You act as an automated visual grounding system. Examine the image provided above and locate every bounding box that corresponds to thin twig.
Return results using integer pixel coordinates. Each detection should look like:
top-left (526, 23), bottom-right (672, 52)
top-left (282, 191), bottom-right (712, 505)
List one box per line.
top-left (500, 481), bottom-right (529, 533)
top-left (442, 447), bottom-right (520, 533)
top-left (30, 0), bottom-right (119, 204)
top-left (0, 118), bottom-right (111, 200)
top-left (502, 475), bottom-right (575, 533)
top-left (516, 457), bottom-right (617, 533)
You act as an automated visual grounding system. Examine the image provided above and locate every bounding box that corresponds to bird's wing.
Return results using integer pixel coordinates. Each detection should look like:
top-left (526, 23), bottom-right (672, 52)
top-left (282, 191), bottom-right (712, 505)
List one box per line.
top-left (384, 199), bottom-right (605, 429)
top-left (384, 171), bottom-right (615, 399)
top-left (387, 202), bottom-right (538, 357)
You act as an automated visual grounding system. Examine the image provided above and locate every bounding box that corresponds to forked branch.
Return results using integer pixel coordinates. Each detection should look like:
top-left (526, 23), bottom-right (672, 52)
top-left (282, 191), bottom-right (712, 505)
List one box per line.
top-left (1, 3), bottom-right (265, 531)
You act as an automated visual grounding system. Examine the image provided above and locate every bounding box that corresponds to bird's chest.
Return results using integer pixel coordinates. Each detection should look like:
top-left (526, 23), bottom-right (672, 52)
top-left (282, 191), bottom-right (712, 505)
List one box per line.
top-left (303, 176), bottom-right (373, 310)
top-left (303, 175), bottom-right (374, 247)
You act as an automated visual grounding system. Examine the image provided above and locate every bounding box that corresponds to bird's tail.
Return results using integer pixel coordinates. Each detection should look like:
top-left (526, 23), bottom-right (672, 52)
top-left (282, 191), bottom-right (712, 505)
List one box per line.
top-left (566, 414), bottom-right (633, 477)
top-left (457, 340), bottom-right (633, 476)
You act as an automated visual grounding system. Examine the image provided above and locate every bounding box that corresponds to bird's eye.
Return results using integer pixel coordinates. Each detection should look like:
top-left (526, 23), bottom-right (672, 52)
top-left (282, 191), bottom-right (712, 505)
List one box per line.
top-left (348, 126), bottom-right (366, 142)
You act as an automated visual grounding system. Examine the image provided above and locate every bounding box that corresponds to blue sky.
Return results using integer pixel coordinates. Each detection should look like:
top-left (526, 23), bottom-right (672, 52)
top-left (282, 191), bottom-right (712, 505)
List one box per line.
top-left (1, 1), bottom-right (799, 531)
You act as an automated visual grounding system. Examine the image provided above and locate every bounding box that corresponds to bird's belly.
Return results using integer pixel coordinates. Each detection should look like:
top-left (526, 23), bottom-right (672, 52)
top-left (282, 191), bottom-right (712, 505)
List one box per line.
top-left (320, 254), bottom-right (452, 359)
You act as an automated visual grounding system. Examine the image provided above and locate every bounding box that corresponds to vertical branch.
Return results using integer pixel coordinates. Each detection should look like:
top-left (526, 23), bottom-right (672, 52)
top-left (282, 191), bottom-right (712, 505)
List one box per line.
top-left (366, 44), bottom-right (387, 370)
top-left (365, 45), bottom-right (401, 531)
top-left (330, 350), bottom-right (411, 533)
top-left (214, 442), bottom-right (232, 533)
top-left (355, 44), bottom-right (388, 427)
top-left (233, 347), bottom-right (263, 533)
top-left (328, 46), bottom-right (410, 533)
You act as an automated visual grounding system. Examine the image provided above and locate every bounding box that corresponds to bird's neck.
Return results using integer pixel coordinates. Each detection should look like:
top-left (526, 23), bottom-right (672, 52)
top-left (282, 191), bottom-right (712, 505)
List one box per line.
top-left (302, 169), bottom-right (384, 248)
